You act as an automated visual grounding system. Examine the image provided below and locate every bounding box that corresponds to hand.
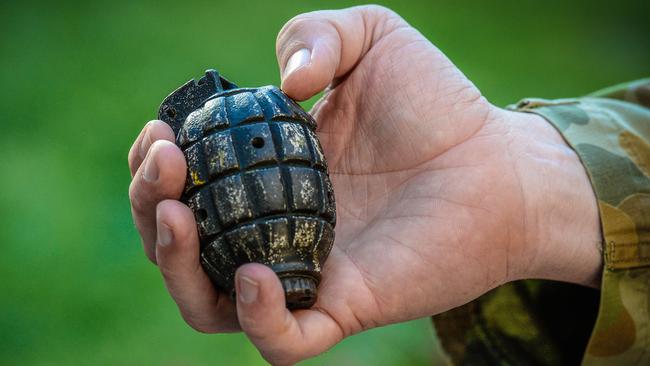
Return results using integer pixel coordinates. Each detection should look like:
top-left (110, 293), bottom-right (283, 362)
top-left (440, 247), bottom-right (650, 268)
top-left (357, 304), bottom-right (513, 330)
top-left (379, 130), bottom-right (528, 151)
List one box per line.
top-left (128, 5), bottom-right (602, 365)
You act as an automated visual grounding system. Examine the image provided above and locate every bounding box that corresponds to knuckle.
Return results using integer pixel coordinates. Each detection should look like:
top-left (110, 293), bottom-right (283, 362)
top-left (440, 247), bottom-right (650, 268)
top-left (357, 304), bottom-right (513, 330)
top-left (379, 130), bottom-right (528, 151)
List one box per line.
top-left (127, 122), bottom-right (154, 172)
top-left (129, 180), bottom-right (159, 222)
top-left (134, 225), bottom-right (157, 265)
top-left (128, 167), bottom-right (183, 215)
top-left (238, 313), bottom-right (259, 332)
top-left (261, 350), bottom-right (298, 366)
top-left (144, 248), bottom-right (157, 264)
top-left (159, 258), bottom-right (200, 286)
top-left (127, 145), bottom-right (138, 173)
top-left (158, 259), bottom-right (176, 279)
top-left (239, 312), bottom-right (292, 342)
top-left (277, 13), bottom-right (328, 47)
top-left (359, 4), bottom-right (405, 31)
top-left (278, 14), bottom-right (308, 39)
top-left (360, 4), bottom-right (397, 18)
top-left (128, 179), bottom-right (147, 215)
top-left (189, 323), bottom-right (214, 334)
top-left (182, 314), bottom-right (217, 334)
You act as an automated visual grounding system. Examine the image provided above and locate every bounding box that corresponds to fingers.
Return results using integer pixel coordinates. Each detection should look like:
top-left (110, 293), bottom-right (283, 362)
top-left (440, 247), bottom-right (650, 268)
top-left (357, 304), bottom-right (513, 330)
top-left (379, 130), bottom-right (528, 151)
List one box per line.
top-left (156, 200), bottom-right (240, 333)
top-left (128, 120), bottom-right (175, 177)
top-left (235, 264), bottom-right (343, 365)
top-left (129, 139), bottom-right (186, 262)
top-left (276, 5), bottom-right (406, 100)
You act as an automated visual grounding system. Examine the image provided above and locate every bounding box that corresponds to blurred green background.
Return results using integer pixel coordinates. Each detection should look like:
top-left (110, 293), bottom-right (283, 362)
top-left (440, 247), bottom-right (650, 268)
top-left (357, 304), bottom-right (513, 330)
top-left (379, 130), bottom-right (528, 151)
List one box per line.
top-left (0, 0), bottom-right (647, 364)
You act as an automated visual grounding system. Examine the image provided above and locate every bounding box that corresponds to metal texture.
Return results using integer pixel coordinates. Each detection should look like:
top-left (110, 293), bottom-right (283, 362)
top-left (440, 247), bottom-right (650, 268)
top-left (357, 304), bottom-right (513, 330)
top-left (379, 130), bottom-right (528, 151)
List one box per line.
top-left (158, 70), bottom-right (336, 309)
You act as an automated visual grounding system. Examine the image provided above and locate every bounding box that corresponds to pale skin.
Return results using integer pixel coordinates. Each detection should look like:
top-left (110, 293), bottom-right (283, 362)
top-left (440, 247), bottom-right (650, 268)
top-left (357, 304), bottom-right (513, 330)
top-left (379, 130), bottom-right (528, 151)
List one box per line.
top-left (128, 5), bottom-right (603, 365)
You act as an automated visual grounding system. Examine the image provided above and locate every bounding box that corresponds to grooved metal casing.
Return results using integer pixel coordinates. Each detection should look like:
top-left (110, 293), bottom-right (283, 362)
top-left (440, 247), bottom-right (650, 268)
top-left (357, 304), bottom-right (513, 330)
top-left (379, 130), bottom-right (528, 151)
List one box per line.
top-left (158, 70), bottom-right (336, 309)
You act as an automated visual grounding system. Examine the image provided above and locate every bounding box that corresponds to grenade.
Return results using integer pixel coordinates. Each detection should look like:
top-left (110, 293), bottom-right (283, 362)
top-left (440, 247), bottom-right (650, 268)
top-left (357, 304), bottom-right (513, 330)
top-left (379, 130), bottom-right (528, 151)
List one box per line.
top-left (158, 70), bottom-right (336, 309)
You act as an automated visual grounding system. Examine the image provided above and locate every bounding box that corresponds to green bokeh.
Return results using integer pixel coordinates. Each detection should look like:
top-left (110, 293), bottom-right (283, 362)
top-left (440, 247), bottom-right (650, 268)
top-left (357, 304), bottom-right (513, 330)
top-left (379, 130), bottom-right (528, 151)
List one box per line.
top-left (0, 0), bottom-right (647, 364)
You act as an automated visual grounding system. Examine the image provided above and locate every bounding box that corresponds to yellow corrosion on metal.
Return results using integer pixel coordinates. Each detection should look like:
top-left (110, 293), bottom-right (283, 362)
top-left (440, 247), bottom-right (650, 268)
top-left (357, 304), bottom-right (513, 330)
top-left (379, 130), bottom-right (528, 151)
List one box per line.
top-left (190, 170), bottom-right (206, 185)
top-left (294, 219), bottom-right (317, 252)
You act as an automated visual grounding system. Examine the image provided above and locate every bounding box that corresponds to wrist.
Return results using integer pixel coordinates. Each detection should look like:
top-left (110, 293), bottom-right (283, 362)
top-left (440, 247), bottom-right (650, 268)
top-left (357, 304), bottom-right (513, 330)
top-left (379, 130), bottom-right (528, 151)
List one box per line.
top-left (501, 110), bottom-right (603, 287)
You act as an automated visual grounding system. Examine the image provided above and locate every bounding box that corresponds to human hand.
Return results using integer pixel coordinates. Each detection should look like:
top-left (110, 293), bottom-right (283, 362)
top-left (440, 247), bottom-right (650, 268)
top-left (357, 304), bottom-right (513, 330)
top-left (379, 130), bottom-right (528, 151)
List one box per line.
top-left (128, 5), bottom-right (602, 365)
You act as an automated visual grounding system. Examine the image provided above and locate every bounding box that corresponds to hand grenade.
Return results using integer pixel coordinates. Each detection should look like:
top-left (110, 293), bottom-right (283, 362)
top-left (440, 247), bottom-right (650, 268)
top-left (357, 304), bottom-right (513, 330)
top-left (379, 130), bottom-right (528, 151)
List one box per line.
top-left (158, 70), bottom-right (336, 309)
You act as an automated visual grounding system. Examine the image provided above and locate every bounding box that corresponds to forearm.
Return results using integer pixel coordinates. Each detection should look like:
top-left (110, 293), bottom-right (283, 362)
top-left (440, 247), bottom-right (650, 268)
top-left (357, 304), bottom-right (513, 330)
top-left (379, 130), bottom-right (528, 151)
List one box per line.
top-left (501, 83), bottom-right (650, 365)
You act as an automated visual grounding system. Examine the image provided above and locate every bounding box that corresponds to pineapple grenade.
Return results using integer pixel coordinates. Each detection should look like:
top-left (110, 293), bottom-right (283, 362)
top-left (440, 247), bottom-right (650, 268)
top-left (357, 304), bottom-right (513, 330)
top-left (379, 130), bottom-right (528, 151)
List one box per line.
top-left (158, 70), bottom-right (336, 309)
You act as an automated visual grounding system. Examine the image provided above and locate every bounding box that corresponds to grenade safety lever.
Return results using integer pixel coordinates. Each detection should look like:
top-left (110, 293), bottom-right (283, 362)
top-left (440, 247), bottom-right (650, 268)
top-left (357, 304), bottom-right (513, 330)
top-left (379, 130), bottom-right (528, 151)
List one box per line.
top-left (159, 70), bottom-right (238, 135)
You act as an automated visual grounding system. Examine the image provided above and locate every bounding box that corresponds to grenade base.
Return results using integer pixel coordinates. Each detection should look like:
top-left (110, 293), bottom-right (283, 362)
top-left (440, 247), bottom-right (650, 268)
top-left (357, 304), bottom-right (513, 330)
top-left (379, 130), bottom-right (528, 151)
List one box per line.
top-left (227, 272), bottom-right (319, 310)
top-left (280, 275), bottom-right (318, 310)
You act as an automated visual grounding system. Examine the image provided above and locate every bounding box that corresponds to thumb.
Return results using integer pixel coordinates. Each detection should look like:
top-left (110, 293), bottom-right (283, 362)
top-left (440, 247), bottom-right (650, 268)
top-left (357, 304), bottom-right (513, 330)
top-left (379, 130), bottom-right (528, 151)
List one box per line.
top-left (235, 263), bottom-right (342, 365)
top-left (276, 5), bottom-right (406, 101)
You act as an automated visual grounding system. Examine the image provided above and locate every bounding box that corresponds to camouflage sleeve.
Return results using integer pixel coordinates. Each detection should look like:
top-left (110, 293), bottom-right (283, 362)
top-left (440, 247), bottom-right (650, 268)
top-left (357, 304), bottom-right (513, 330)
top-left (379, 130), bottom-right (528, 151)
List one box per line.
top-left (511, 79), bottom-right (650, 366)
top-left (432, 79), bottom-right (650, 366)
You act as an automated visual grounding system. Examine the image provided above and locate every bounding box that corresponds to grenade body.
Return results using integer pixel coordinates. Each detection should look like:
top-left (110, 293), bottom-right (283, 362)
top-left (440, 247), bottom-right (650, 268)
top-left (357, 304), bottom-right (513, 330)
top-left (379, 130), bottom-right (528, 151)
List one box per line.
top-left (158, 70), bottom-right (335, 309)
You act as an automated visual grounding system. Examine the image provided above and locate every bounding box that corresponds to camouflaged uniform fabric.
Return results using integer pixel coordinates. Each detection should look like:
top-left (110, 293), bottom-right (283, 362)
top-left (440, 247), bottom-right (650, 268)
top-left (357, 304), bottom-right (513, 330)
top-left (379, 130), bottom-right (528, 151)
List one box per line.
top-left (433, 79), bottom-right (650, 366)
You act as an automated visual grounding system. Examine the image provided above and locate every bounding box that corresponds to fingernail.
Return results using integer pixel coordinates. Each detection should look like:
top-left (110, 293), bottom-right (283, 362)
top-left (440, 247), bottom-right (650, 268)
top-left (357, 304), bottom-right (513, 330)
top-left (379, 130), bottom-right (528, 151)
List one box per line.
top-left (143, 153), bottom-right (159, 182)
top-left (157, 223), bottom-right (173, 247)
top-left (238, 275), bottom-right (259, 304)
top-left (139, 123), bottom-right (153, 159)
top-left (284, 48), bottom-right (311, 78)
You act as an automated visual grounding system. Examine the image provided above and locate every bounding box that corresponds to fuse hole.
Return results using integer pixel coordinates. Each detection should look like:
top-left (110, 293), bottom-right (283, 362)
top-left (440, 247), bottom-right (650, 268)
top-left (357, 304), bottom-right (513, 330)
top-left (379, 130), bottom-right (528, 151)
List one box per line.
top-left (196, 209), bottom-right (208, 221)
top-left (166, 107), bottom-right (177, 119)
top-left (251, 137), bottom-right (265, 149)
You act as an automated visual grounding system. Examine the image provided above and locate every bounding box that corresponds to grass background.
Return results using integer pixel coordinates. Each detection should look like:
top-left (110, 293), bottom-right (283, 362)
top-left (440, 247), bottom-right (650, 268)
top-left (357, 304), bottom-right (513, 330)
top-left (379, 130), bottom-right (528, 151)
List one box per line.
top-left (0, 0), bottom-right (647, 364)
